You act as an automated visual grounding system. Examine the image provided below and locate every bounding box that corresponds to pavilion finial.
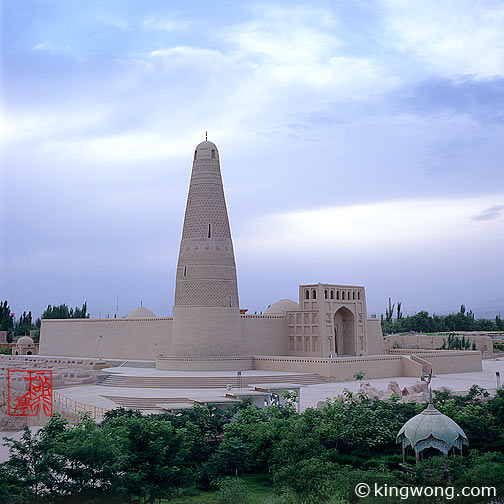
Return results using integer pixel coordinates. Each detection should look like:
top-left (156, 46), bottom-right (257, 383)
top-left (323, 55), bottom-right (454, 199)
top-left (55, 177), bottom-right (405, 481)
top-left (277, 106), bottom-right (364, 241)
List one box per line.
top-left (205, 131), bottom-right (208, 141)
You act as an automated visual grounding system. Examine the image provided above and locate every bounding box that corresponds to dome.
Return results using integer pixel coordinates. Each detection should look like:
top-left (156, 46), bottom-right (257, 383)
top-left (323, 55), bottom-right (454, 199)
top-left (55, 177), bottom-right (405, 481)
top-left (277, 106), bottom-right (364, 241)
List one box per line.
top-left (126, 306), bottom-right (156, 318)
top-left (265, 299), bottom-right (299, 314)
top-left (16, 336), bottom-right (34, 346)
top-left (397, 391), bottom-right (468, 455)
top-left (194, 140), bottom-right (219, 161)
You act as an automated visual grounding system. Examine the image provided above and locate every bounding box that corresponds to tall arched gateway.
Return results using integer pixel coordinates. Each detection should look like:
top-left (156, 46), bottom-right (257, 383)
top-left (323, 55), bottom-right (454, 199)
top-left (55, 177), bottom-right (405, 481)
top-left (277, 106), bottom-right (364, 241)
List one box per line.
top-left (334, 306), bottom-right (356, 355)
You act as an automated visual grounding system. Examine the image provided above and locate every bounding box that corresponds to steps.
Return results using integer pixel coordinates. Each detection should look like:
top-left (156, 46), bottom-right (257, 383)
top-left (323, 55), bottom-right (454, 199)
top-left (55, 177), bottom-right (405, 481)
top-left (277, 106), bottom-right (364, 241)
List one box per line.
top-left (99, 373), bottom-right (325, 389)
top-left (102, 395), bottom-right (194, 410)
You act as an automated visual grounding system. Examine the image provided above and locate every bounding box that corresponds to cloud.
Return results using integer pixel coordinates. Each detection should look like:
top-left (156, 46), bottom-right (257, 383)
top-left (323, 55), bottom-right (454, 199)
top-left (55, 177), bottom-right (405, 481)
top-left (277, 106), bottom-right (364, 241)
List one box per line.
top-left (97, 15), bottom-right (130, 30)
top-left (471, 205), bottom-right (504, 222)
top-left (141, 16), bottom-right (189, 32)
top-left (33, 41), bottom-right (71, 55)
top-left (221, 4), bottom-right (394, 95)
top-left (383, 0), bottom-right (504, 78)
top-left (149, 46), bottom-right (227, 65)
top-left (237, 195), bottom-right (504, 258)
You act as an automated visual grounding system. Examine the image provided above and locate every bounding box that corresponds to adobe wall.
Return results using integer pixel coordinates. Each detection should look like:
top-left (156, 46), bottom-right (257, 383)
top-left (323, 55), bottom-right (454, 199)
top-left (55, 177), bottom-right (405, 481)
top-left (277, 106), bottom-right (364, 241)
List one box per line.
top-left (253, 355), bottom-right (404, 382)
top-left (366, 318), bottom-right (385, 355)
top-left (39, 318), bottom-right (173, 360)
top-left (241, 314), bottom-right (286, 355)
top-left (384, 333), bottom-right (494, 358)
top-left (386, 349), bottom-right (482, 373)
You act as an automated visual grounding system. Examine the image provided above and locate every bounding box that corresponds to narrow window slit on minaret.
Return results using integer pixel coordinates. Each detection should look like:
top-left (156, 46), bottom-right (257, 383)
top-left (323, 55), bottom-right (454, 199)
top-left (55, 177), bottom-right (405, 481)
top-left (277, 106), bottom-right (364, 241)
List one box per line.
top-left (184, 266), bottom-right (187, 277)
top-left (208, 223), bottom-right (211, 238)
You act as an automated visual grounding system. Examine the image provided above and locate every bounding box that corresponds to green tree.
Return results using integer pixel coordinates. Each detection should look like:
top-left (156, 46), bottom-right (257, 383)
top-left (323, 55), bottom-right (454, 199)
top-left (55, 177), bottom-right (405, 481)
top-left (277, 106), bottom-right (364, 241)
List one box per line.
top-left (274, 458), bottom-right (337, 504)
top-left (14, 311), bottom-right (37, 337)
top-left (42, 301), bottom-right (90, 319)
top-left (103, 414), bottom-right (191, 503)
top-left (0, 300), bottom-right (14, 332)
top-left (214, 477), bottom-right (251, 504)
top-left (2, 419), bottom-right (68, 501)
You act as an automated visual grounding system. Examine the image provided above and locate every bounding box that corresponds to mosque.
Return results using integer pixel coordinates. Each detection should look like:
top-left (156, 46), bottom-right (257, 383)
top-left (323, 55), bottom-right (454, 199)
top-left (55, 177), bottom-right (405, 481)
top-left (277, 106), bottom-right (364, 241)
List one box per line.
top-left (38, 140), bottom-right (481, 381)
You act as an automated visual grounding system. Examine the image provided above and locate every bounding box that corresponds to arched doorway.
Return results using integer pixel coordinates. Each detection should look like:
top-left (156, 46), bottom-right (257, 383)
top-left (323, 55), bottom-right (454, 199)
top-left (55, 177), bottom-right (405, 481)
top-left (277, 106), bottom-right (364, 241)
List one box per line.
top-left (334, 307), bottom-right (356, 355)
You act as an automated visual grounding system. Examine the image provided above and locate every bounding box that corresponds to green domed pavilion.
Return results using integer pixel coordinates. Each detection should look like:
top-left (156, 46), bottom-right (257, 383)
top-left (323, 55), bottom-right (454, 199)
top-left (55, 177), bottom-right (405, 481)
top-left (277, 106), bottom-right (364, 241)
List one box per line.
top-left (397, 390), bottom-right (468, 463)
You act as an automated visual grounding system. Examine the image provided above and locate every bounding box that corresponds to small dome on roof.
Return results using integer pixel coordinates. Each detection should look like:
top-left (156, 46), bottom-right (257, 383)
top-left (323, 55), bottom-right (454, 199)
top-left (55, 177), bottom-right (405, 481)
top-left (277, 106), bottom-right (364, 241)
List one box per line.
top-left (265, 299), bottom-right (299, 314)
top-left (16, 336), bottom-right (34, 346)
top-left (397, 391), bottom-right (468, 455)
top-left (194, 140), bottom-right (219, 161)
top-left (196, 140), bottom-right (218, 151)
top-left (126, 306), bottom-right (156, 318)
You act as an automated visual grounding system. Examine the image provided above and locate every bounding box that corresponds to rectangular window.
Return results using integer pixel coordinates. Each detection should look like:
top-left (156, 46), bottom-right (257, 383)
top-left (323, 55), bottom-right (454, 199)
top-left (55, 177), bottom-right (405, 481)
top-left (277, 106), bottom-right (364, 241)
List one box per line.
top-left (208, 223), bottom-right (211, 238)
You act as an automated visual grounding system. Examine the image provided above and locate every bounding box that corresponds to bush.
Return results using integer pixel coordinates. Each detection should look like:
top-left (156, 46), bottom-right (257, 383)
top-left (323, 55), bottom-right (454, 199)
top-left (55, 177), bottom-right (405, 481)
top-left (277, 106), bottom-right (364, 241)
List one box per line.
top-left (214, 477), bottom-right (251, 504)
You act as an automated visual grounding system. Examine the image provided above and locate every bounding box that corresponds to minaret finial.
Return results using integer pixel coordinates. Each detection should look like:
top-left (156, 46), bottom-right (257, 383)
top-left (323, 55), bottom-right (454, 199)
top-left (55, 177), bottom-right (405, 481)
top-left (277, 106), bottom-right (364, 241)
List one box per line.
top-left (205, 131), bottom-right (208, 141)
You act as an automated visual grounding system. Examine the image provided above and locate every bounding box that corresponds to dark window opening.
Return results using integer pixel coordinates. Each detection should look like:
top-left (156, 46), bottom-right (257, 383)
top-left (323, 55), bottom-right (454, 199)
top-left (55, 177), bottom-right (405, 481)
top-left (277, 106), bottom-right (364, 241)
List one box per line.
top-left (312, 289), bottom-right (317, 299)
top-left (208, 223), bottom-right (211, 238)
top-left (324, 289), bottom-right (328, 299)
top-left (330, 290), bottom-right (334, 299)
top-left (353, 292), bottom-right (356, 300)
top-left (358, 292), bottom-right (361, 300)
top-left (342, 291), bottom-right (345, 300)
top-left (194, 150), bottom-right (197, 160)
top-left (305, 290), bottom-right (309, 299)
top-left (211, 149), bottom-right (216, 160)
top-left (184, 266), bottom-right (187, 277)
top-left (337, 291), bottom-right (340, 300)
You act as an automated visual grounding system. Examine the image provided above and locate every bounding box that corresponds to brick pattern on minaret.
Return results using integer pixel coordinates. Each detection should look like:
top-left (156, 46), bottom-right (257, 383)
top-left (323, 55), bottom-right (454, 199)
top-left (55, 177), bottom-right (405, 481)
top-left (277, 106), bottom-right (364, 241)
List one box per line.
top-left (170, 140), bottom-right (243, 357)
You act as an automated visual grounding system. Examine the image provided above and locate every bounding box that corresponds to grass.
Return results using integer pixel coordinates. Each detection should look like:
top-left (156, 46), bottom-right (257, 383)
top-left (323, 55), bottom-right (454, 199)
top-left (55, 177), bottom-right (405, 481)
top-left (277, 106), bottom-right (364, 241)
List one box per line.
top-left (167, 473), bottom-right (275, 503)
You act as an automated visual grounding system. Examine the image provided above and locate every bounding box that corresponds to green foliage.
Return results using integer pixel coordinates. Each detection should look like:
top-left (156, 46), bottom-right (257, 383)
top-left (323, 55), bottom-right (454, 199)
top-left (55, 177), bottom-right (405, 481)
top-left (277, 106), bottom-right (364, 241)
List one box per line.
top-left (0, 300), bottom-right (14, 331)
top-left (103, 414), bottom-right (191, 501)
top-left (396, 301), bottom-right (402, 320)
top-left (214, 477), bottom-right (251, 504)
top-left (2, 389), bottom-right (504, 503)
top-left (353, 371), bottom-right (365, 381)
top-left (273, 458), bottom-right (337, 504)
top-left (385, 297), bottom-right (395, 323)
top-left (13, 311), bottom-right (40, 337)
top-left (42, 301), bottom-right (89, 319)
top-left (382, 303), bottom-right (503, 334)
top-left (440, 333), bottom-right (475, 350)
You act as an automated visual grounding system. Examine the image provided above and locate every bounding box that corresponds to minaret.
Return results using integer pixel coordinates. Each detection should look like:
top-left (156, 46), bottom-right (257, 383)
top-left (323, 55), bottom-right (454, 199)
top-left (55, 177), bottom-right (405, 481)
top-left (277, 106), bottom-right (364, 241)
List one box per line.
top-left (170, 140), bottom-right (243, 357)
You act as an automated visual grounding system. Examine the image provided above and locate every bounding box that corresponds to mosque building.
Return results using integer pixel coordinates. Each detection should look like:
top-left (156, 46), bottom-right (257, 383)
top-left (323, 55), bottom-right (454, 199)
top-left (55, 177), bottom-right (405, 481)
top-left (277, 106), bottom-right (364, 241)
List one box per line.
top-left (39, 140), bottom-right (481, 381)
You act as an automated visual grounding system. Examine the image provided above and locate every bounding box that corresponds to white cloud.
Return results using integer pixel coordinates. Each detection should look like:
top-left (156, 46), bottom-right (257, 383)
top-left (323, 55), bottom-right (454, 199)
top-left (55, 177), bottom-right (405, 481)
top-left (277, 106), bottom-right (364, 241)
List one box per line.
top-left (33, 41), bottom-right (70, 55)
top-left (41, 132), bottom-right (196, 163)
top-left (142, 16), bottom-right (189, 32)
top-left (237, 195), bottom-right (504, 258)
top-left (97, 14), bottom-right (130, 29)
top-left (150, 46), bottom-right (227, 65)
top-left (220, 4), bottom-right (395, 99)
top-left (383, 0), bottom-right (504, 78)
top-left (226, 5), bottom-right (338, 65)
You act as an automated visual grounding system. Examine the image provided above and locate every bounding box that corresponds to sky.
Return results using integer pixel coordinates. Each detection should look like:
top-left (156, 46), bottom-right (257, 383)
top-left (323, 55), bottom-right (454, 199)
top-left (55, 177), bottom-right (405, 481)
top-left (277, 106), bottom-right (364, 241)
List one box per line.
top-left (1, 0), bottom-right (503, 320)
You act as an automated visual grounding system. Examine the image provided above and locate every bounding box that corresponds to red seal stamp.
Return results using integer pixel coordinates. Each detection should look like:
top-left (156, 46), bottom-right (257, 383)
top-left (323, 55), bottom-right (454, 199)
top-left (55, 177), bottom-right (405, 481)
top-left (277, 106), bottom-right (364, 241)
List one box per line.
top-left (8, 369), bottom-right (53, 416)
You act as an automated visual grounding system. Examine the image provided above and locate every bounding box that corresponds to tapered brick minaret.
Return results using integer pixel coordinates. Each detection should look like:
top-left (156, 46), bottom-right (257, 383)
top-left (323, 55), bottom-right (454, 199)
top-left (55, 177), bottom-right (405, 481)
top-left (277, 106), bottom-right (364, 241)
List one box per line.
top-left (170, 140), bottom-right (243, 357)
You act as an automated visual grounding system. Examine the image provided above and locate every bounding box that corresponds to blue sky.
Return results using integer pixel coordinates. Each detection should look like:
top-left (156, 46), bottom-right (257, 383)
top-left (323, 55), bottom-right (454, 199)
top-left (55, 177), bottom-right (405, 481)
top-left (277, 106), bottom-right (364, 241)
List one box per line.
top-left (1, 0), bottom-right (503, 320)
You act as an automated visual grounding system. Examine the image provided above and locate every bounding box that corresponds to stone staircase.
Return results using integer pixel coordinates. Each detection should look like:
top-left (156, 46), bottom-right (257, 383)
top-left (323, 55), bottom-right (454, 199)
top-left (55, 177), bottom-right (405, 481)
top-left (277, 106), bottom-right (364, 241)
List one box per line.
top-left (102, 395), bottom-right (194, 410)
top-left (99, 373), bottom-right (325, 389)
